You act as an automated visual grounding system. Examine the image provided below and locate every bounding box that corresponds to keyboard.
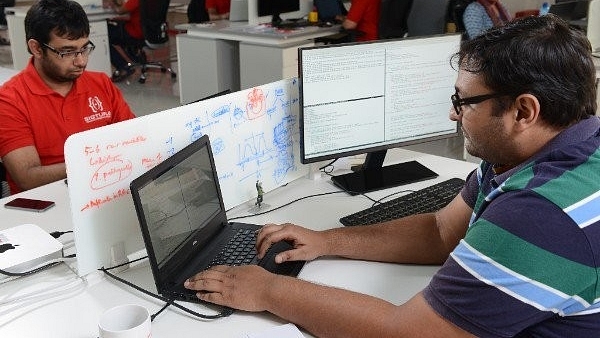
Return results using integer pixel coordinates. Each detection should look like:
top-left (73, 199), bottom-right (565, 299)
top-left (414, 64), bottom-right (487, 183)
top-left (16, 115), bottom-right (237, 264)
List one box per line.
top-left (274, 19), bottom-right (316, 29)
top-left (208, 229), bottom-right (304, 276)
top-left (339, 178), bottom-right (466, 226)
top-left (209, 229), bottom-right (257, 267)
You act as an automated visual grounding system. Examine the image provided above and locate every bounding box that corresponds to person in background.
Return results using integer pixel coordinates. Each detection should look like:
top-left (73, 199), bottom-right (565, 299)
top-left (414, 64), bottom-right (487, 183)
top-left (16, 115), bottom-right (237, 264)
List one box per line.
top-left (106, 0), bottom-right (143, 82)
top-left (462, 0), bottom-right (511, 39)
top-left (337, 0), bottom-right (380, 41)
top-left (184, 14), bottom-right (600, 337)
top-left (0, 0), bottom-right (135, 195)
top-left (206, 0), bottom-right (230, 21)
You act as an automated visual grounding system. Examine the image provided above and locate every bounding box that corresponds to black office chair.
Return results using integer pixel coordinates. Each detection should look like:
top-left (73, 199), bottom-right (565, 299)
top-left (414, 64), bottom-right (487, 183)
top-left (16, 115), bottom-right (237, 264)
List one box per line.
top-left (1, 162), bottom-right (8, 198)
top-left (378, 0), bottom-right (413, 39)
top-left (126, 0), bottom-right (177, 83)
top-left (187, 0), bottom-right (209, 23)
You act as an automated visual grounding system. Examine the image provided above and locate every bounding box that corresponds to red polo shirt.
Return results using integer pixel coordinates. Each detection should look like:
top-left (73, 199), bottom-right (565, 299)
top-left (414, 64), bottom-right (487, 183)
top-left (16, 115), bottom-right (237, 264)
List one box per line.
top-left (0, 58), bottom-right (136, 193)
top-left (346, 0), bottom-right (381, 41)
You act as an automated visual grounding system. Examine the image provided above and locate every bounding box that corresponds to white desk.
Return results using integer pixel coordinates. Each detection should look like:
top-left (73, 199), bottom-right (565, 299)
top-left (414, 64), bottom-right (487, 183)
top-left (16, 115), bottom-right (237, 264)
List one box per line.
top-left (0, 149), bottom-right (476, 337)
top-left (5, 5), bottom-right (113, 76)
top-left (176, 21), bottom-right (340, 104)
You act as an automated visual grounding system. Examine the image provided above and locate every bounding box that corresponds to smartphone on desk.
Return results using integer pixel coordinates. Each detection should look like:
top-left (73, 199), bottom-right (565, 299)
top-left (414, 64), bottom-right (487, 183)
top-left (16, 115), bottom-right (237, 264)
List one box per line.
top-left (4, 197), bottom-right (55, 212)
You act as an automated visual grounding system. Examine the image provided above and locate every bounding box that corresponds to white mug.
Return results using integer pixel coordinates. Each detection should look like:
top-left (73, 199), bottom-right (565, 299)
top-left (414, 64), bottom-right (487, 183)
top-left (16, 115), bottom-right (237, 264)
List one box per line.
top-left (98, 304), bottom-right (151, 338)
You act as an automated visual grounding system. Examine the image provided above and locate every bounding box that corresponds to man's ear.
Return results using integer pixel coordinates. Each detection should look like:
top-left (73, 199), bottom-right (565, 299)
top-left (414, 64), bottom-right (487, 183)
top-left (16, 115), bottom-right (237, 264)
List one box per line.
top-left (27, 39), bottom-right (43, 58)
top-left (513, 94), bottom-right (541, 129)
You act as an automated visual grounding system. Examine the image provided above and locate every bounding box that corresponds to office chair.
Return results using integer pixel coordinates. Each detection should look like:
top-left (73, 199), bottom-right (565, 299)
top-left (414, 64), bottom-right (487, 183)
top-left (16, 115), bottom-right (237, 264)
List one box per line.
top-left (407, 0), bottom-right (451, 36)
top-left (126, 0), bottom-right (177, 83)
top-left (187, 0), bottom-right (209, 23)
top-left (378, 0), bottom-right (413, 39)
top-left (1, 162), bottom-right (8, 198)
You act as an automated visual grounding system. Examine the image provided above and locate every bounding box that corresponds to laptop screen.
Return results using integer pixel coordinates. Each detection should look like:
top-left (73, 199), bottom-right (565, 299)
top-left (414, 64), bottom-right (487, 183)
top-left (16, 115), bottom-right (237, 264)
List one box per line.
top-left (133, 137), bottom-right (222, 269)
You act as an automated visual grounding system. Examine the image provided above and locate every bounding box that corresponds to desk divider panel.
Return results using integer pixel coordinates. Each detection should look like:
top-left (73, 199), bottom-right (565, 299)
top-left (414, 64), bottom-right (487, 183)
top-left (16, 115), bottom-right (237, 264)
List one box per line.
top-left (65, 78), bottom-right (308, 276)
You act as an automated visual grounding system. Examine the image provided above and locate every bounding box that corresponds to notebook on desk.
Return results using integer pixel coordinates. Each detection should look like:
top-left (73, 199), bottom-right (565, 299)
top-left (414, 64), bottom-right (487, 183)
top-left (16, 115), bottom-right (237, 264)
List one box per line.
top-left (130, 134), bottom-right (305, 303)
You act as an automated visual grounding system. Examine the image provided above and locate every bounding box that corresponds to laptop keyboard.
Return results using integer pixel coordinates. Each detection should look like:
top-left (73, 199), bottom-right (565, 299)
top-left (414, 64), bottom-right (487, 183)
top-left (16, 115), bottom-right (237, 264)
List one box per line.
top-left (208, 228), bottom-right (305, 277)
top-left (340, 177), bottom-right (466, 226)
top-left (209, 229), bottom-right (258, 267)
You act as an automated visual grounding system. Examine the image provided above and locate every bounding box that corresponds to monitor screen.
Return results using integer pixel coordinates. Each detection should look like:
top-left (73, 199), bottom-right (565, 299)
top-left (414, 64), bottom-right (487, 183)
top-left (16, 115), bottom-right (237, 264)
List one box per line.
top-left (257, 0), bottom-right (300, 25)
top-left (299, 34), bottom-right (461, 194)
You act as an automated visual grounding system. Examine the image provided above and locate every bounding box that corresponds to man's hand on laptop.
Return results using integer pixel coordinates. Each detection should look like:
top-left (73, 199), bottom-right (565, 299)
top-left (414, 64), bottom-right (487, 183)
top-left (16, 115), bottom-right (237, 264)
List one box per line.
top-left (255, 223), bottom-right (327, 263)
top-left (184, 265), bottom-right (275, 312)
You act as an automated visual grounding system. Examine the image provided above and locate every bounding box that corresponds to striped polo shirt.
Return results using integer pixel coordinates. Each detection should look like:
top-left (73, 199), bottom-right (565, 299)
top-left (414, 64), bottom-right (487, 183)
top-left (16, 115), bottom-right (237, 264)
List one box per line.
top-left (424, 116), bottom-right (600, 337)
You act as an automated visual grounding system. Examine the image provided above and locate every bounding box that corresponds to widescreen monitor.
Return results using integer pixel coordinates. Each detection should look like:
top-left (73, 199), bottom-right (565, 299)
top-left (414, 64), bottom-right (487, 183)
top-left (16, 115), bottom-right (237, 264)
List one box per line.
top-left (257, 0), bottom-right (300, 25)
top-left (299, 34), bottom-right (462, 194)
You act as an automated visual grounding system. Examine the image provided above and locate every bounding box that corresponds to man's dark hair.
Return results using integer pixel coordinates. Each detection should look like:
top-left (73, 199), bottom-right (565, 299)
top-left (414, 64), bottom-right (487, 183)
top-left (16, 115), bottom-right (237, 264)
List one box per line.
top-left (452, 14), bottom-right (597, 127)
top-left (24, 0), bottom-right (90, 50)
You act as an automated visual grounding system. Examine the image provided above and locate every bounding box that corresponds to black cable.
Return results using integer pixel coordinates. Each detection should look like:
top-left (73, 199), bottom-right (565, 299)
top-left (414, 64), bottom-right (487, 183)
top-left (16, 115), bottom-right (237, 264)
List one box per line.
top-left (0, 261), bottom-right (62, 277)
top-left (49, 230), bottom-right (73, 238)
top-left (228, 190), bottom-right (348, 221)
top-left (318, 158), bottom-right (338, 173)
top-left (370, 189), bottom-right (414, 208)
top-left (100, 259), bottom-right (233, 320)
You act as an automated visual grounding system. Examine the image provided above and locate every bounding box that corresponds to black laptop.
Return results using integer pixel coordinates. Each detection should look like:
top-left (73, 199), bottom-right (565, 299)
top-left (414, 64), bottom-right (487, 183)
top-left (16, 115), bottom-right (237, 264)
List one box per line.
top-left (130, 134), bottom-right (304, 303)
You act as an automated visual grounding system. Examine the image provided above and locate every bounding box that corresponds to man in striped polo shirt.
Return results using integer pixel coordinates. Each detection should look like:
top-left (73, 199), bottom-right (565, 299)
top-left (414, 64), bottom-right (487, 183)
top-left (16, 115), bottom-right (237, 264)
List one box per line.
top-left (183, 14), bottom-right (600, 337)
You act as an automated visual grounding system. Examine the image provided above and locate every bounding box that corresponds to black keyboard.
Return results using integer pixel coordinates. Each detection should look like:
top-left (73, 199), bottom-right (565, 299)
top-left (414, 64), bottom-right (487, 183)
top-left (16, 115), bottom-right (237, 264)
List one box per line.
top-left (274, 19), bottom-right (315, 29)
top-left (208, 229), bottom-right (305, 277)
top-left (340, 178), bottom-right (466, 226)
top-left (209, 229), bottom-right (257, 267)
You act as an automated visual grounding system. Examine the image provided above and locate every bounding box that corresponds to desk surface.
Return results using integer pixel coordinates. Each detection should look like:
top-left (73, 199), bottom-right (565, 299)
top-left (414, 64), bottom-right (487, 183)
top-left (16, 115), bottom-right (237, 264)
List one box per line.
top-left (178, 20), bottom-right (341, 47)
top-left (0, 149), bottom-right (477, 337)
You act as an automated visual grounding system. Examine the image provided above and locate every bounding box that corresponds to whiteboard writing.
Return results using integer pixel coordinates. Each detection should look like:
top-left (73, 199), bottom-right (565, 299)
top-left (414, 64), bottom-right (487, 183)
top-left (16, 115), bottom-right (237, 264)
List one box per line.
top-left (65, 78), bottom-right (308, 276)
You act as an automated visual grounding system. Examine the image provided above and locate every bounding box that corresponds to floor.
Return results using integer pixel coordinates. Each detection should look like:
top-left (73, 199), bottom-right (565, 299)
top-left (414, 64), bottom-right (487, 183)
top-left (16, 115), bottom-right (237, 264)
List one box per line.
top-left (0, 28), bottom-right (471, 163)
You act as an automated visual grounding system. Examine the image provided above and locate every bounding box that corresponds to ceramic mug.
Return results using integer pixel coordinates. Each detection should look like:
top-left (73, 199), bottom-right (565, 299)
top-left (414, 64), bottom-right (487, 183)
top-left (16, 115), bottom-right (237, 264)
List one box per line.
top-left (98, 304), bottom-right (151, 338)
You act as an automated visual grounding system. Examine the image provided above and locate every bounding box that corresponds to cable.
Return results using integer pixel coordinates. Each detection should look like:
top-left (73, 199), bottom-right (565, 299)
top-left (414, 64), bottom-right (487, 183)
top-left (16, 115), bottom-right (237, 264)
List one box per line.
top-left (0, 256), bottom-right (76, 278)
top-left (318, 158), bottom-right (338, 173)
top-left (370, 189), bottom-right (414, 208)
top-left (0, 263), bottom-right (87, 327)
top-left (100, 260), bottom-right (233, 320)
top-left (228, 190), bottom-right (349, 221)
top-left (49, 230), bottom-right (73, 238)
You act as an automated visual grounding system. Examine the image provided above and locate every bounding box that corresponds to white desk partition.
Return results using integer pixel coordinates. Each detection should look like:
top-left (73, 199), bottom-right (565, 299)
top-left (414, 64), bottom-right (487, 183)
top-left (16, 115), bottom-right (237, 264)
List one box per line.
top-left (0, 148), bottom-right (477, 338)
top-left (64, 77), bottom-right (308, 276)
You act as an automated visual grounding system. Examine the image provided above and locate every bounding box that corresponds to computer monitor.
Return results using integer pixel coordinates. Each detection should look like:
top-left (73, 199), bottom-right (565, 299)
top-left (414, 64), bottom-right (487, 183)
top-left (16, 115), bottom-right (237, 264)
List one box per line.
top-left (257, 0), bottom-right (300, 25)
top-left (229, 0), bottom-right (249, 22)
top-left (549, 0), bottom-right (590, 21)
top-left (299, 34), bottom-right (462, 194)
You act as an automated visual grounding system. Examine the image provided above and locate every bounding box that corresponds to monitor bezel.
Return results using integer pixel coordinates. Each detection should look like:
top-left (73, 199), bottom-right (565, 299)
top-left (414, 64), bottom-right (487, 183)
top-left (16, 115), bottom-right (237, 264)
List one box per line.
top-left (298, 34), bottom-right (461, 165)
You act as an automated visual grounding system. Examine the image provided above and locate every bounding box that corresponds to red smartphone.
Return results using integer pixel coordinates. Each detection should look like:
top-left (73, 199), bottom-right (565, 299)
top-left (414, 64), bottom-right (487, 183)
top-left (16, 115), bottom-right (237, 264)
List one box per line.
top-left (4, 198), bottom-right (56, 212)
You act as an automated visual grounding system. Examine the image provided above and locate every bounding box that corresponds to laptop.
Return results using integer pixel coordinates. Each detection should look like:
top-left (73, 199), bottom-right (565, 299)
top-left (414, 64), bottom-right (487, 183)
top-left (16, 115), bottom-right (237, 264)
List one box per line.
top-left (130, 134), bottom-right (304, 303)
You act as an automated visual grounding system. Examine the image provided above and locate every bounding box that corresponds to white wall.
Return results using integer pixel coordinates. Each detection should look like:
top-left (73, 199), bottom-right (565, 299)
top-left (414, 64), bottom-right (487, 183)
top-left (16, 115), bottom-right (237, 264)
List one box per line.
top-left (588, 0), bottom-right (600, 50)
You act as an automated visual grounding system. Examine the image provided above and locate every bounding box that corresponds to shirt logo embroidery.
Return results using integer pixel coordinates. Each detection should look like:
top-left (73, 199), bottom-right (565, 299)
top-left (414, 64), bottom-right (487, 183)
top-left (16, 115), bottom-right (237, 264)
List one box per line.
top-left (88, 96), bottom-right (104, 112)
top-left (84, 96), bottom-right (112, 123)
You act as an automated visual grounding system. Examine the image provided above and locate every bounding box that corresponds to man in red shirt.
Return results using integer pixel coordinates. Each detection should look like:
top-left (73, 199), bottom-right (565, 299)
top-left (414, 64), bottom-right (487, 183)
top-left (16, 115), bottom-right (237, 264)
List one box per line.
top-left (107, 0), bottom-right (143, 82)
top-left (206, 0), bottom-right (231, 21)
top-left (0, 0), bottom-right (136, 195)
top-left (341, 0), bottom-right (381, 41)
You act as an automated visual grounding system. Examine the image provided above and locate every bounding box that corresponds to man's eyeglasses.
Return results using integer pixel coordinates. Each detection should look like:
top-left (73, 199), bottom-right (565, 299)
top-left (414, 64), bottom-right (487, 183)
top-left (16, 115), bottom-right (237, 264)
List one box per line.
top-left (451, 92), bottom-right (508, 115)
top-left (42, 41), bottom-right (95, 60)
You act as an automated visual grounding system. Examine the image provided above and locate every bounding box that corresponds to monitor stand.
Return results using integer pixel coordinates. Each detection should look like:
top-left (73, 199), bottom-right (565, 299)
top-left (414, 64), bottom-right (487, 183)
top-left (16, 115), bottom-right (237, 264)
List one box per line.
top-left (331, 150), bottom-right (439, 195)
top-left (271, 13), bottom-right (283, 26)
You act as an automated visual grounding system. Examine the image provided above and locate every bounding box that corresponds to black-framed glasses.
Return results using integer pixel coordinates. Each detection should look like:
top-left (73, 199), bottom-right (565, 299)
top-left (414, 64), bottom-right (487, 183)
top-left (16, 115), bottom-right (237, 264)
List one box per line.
top-left (451, 92), bottom-right (508, 115)
top-left (42, 41), bottom-right (95, 60)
